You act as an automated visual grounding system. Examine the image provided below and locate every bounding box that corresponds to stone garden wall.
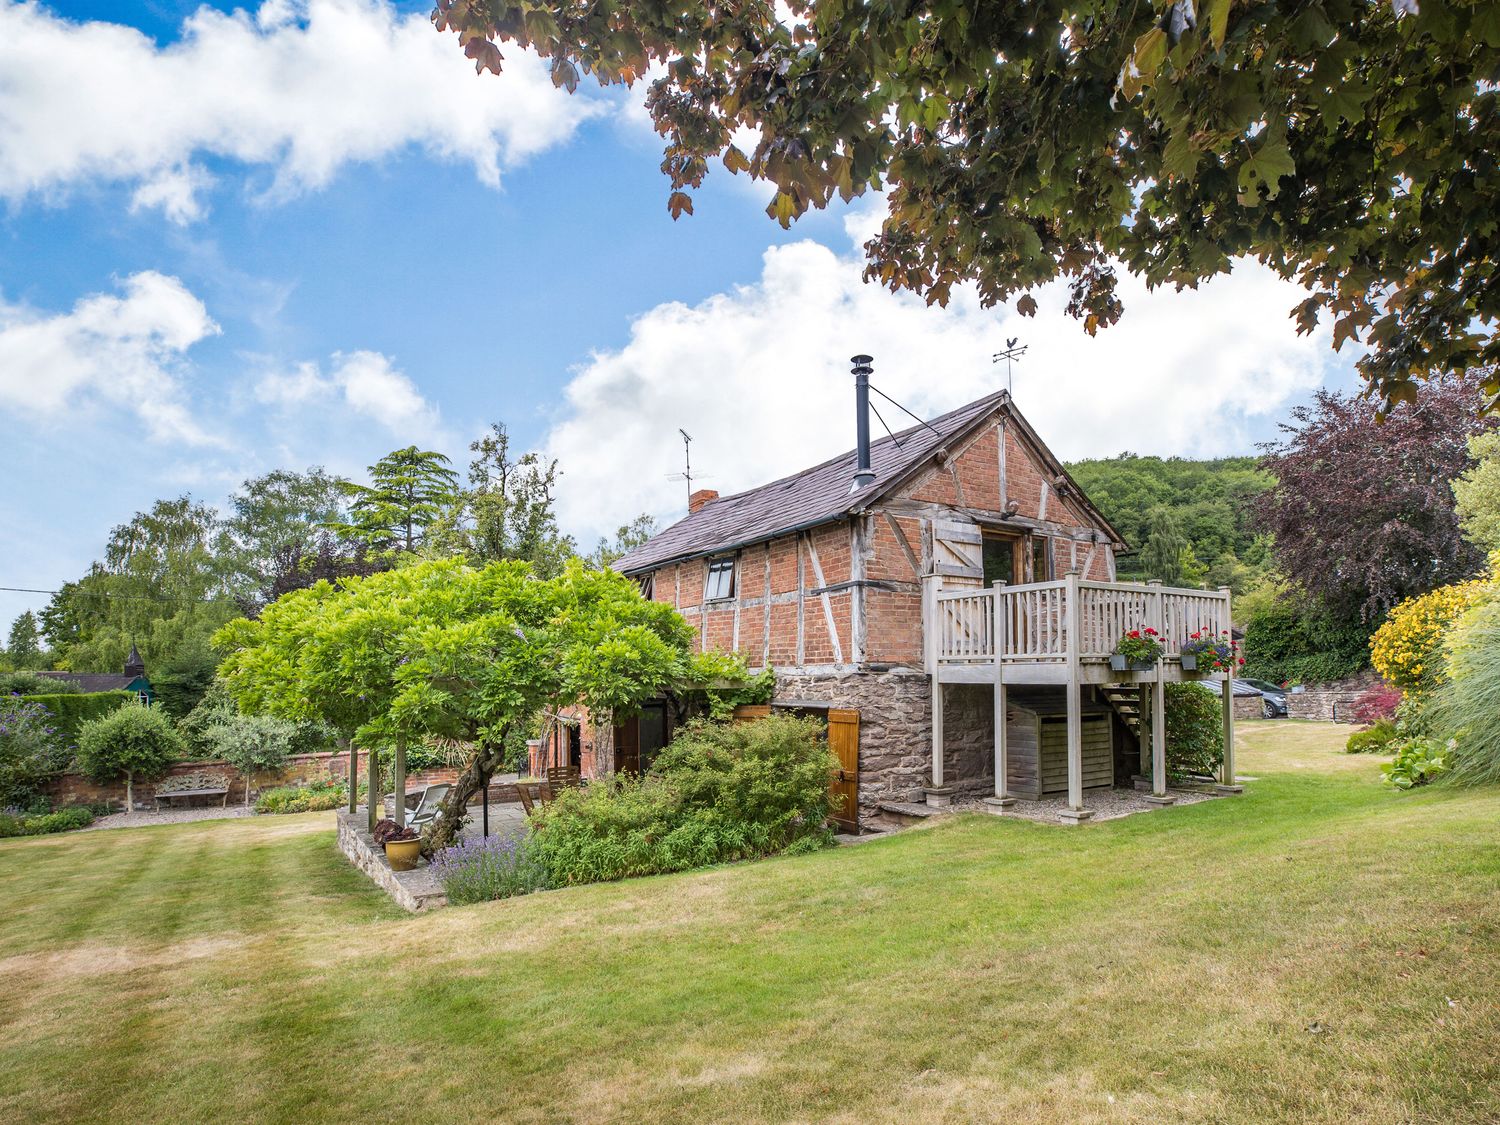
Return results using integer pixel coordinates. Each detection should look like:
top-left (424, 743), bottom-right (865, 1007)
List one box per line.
top-left (1286, 672), bottom-right (1382, 723)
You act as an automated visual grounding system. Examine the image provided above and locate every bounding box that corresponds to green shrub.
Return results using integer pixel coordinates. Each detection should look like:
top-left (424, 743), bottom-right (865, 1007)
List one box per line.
top-left (76, 705), bottom-right (185, 810)
top-left (1241, 595), bottom-right (1372, 684)
top-left (1430, 596), bottom-right (1500, 787)
top-left (1381, 737), bottom-right (1453, 790)
top-left (0, 672), bottom-right (79, 695)
top-left (1346, 720), bottom-right (1399, 754)
top-left (23, 692), bottom-right (135, 747)
top-left (1162, 683), bottom-right (1225, 779)
top-left (254, 779), bottom-right (348, 814)
top-left (0, 812), bottom-right (24, 838)
top-left (21, 806), bottom-right (94, 835)
top-left (529, 715), bottom-right (837, 887)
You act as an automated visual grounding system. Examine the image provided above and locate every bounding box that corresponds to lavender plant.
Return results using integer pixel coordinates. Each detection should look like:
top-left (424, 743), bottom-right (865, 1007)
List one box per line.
top-left (429, 832), bottom-right (548, 905)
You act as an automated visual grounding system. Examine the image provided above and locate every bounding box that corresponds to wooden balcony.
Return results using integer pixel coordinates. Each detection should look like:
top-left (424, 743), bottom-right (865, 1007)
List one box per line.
top-left (925, 575), bottom-right (1233, 686)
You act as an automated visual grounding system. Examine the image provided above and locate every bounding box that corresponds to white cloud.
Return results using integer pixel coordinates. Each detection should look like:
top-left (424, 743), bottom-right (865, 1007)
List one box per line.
top-left (0, 0), bottom-right (608, 221)
top-left (0, 271), bottom-right (221, 443)
top-left (544, 235), bottom-right (1344, 541)
top-left (255, 349), bottom-right (445, 442)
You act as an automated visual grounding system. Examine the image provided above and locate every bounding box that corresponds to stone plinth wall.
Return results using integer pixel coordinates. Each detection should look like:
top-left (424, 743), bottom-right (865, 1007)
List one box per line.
top-left (47, 750), bottom-right (464, 812)
top-left (1286, 672), bottom-right (1381, 723)
top-left (775, 668), bottom-right (996, 821)
top-left (777, 669), bottom-right (931, 820)
top-left (335, 810), bottom-right (447, 913)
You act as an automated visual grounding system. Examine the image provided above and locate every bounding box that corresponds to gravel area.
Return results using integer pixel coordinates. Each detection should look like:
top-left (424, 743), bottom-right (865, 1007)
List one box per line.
top-left (83, 805), bottom-right (257, 832)
top-left (954, 785), bottom-right (1220, 824)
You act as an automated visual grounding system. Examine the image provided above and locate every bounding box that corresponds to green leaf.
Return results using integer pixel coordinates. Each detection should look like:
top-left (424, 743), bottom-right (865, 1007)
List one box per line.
top-left (1237, 135), bottom-right (1296, 203)
top-left (1133, 27), bottom-right (1169, 81)
top-left (1204, 0), bottom-right (1231, 49)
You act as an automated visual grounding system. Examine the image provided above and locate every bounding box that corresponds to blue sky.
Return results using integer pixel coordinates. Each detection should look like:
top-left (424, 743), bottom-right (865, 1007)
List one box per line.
top-left (0, 0), bottom-right (1359, 641)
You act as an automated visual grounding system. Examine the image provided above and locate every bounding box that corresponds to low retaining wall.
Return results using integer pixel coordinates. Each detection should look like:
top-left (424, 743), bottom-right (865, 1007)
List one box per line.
top-left (335, 810), bottom-right (447, 913)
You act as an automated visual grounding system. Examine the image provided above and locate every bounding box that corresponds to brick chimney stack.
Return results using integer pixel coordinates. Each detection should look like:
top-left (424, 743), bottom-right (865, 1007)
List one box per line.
top-left (689, 488), bottom-right (720, 514)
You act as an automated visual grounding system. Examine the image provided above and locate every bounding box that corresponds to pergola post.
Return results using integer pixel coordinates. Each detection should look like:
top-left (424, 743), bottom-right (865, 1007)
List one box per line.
top-left (1059, 570), bottom-right (1091, 822)
top-left (984, 582), bottom-right (1013, 813)
top-left (365, 734), bottom-right (379, 834)
top-left (392, 731), bottom-right (407, 829)
top-left (344, 737), bottom-right (357, 814)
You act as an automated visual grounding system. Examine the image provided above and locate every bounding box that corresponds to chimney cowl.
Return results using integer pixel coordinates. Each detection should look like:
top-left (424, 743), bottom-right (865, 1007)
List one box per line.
top-left (689, 488), bottom-right (720, 514)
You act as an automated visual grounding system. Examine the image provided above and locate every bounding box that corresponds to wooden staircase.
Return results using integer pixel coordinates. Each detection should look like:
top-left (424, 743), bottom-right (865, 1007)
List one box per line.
top-left (1098, 683), bottom-right (1145, 740)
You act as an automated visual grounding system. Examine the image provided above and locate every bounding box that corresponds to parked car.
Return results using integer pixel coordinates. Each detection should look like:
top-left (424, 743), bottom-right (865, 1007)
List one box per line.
top-left (1236, 678), bottom-right (1289, 719)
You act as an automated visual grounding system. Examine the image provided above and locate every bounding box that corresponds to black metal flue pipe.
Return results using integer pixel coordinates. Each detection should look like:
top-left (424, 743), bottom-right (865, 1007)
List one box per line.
top-left (851, 354), bottom-right (875, 490)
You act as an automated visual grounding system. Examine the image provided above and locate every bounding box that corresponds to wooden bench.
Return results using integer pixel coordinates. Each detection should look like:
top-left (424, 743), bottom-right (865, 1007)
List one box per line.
top-left (153, 772), bottom-right (233, 810)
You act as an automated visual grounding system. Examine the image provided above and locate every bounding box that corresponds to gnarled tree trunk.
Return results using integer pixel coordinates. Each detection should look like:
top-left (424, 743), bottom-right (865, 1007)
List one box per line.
top-left (422, 729), bottom-right (510, 854)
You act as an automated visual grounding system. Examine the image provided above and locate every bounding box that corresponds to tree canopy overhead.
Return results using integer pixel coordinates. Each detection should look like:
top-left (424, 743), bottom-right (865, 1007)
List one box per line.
top-left (434, 0), bottom-right (1500, 411)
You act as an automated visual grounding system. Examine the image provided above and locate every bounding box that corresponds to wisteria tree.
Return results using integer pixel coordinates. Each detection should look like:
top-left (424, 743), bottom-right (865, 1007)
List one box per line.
top-left (433, 0), bottom-right (1500, 411)
top-left (1254, 375), bottom-right (1496, 620)
top-left (215, 558), bottom-right (723, 852)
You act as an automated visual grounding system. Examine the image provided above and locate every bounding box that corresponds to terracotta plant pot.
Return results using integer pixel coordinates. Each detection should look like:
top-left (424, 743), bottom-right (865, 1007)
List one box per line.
top-left (385, 837), bottom-right (422, 872)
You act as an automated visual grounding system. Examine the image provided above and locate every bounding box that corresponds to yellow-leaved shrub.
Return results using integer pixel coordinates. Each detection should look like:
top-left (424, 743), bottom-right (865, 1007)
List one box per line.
top-left (1370, 561), bottom-right (1496, 697)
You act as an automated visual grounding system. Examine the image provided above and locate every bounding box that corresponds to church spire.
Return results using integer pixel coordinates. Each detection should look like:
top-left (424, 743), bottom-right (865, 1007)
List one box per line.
top-left (123, 642), bottom-right (145, 679)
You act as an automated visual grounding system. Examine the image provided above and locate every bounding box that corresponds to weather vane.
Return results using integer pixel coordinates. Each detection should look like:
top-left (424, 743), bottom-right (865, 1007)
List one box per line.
top-left (992, 337), bottom-right (1027, 395)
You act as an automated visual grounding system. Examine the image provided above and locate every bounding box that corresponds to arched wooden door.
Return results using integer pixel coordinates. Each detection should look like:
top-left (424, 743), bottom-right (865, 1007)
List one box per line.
top-left (827, 708), bottom-right (860, 834)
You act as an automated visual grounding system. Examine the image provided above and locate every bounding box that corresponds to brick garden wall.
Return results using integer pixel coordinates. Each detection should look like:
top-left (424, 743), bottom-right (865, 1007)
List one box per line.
top-left (46, 750), bottom-right (466, 812)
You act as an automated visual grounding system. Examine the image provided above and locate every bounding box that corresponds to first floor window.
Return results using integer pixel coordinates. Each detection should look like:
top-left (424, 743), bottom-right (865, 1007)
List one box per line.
top-left (705, 555), bottom-right (736, 600)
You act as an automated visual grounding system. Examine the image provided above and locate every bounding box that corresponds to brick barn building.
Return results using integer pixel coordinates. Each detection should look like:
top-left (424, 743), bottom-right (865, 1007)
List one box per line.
top-left (544, 366), bottom-right (1238, 830)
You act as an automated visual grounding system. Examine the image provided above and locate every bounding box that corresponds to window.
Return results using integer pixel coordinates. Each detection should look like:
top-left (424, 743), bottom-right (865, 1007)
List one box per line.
top-left (704, 555), bottom-right (736, 600)
top-left (1032, 536), bottom-right (1052, 581)
top-left (636, 573), bottom-right (654, 600)
top-left (982, 535), bottom-right (1019, 587)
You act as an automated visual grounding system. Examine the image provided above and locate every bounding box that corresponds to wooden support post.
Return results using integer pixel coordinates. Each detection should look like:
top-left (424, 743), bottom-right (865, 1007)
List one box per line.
top-left (1218, 673), bottom-right (1243, 793)
top-left (923, 572), bottom-right (952, 807)
top-left (1059, 570), bottom-right (1091, 822)
top-left (1138, 684), bottom-right (1151, 779)
top-left (365, 733), bottom-right (379, 834)
top-left (392, 731), bottom-right (407, 829)
top-left (345, 737), bottom-right (357, 814)
top-left (985, 584), bottom-right (1013, 813)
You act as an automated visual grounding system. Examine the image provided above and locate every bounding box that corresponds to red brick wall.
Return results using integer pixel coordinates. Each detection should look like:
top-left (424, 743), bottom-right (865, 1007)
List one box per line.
top-left (46, 751), bottom-right (464, 811)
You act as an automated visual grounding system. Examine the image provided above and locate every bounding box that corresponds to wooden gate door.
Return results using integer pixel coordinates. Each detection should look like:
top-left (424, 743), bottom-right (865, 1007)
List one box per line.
top-left (827, 708), bottom-right (860, 833)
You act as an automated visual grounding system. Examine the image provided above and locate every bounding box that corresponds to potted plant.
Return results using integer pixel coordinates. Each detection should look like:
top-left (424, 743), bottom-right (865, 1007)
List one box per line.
top-left (1179, 629), bottom-right (1244, 674)
top-left (373, 818), bottom-right (422, 871)
top-left (1111, 628), bottom-right (1164, 672)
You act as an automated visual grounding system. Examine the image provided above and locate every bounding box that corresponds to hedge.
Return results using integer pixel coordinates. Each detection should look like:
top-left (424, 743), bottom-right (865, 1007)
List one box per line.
top-left (21, 692), bottom-right (135, 746)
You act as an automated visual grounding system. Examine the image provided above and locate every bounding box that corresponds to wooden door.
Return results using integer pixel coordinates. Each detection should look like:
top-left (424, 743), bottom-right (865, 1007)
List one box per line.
top-left (827, 708), bottom-right (860, 833)
top-left (614, 717), bottom-right (641, 775)
top-left (932, 519), bottom-right (984, 584)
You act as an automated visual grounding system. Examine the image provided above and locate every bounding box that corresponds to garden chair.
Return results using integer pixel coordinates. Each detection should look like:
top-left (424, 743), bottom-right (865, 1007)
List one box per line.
top-left (405, 783), bottom-right (451, 830)
top-left (514, 781), bottom-right (541, 815)
top-left (545, 765), bottom-right (581, 792)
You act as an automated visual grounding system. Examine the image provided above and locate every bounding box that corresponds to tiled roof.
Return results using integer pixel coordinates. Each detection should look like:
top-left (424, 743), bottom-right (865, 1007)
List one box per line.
top-left (33, 672), bottom-right (140, 694)
top-left (616, 389), bottom-right (1106, 574)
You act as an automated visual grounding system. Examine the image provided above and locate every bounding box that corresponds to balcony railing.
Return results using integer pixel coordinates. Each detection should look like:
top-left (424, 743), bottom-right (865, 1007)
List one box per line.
top-left (929, 576), bottom-right (1232, 670)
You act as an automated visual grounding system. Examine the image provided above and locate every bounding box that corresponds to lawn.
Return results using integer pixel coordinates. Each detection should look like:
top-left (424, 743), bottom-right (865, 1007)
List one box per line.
top-left (1, 721), bottom-right (1496, 1124)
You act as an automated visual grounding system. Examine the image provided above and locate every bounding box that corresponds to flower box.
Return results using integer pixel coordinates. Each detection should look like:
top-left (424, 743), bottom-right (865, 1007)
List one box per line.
top-left (1109, 654), bottom-right (1155, 673)
top-left (1180, 653), bottom-right (1199, 672)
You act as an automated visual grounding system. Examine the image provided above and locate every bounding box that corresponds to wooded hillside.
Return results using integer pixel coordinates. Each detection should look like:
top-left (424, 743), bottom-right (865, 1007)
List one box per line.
top-left (1066, 455), bottom-right (1273, 589)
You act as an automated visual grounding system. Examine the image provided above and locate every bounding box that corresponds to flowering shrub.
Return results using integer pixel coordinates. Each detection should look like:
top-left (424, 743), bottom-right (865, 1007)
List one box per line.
top-left (429, 833), bottom-right (549, 905)
top-left (1370, 576), bottom-right (1493, 697)
top-left (1114, 628), bottom-right (1164, 664)
top-left (0, 695), bottom-right (71, 807)
top-left (1179, 629), bottom-right (1244, 672)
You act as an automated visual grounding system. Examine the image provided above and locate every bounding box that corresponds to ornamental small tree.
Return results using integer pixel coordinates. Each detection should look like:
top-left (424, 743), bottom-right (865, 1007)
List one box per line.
top-left (76, 705), bottom-right (185, 811)
top-left (215, 557), bottom-right (732, 853)
top-left (204, 714), bottom-right (298, 806)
